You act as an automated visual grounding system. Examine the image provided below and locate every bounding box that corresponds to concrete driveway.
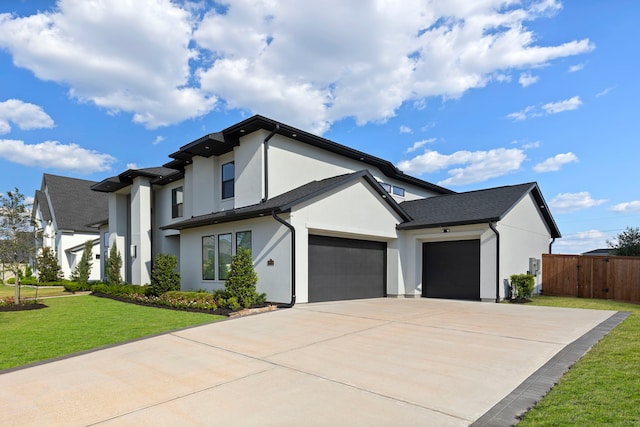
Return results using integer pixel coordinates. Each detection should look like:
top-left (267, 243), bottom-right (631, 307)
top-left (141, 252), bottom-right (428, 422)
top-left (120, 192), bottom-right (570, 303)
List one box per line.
top-left (0, 298), bottom-right (622, 426)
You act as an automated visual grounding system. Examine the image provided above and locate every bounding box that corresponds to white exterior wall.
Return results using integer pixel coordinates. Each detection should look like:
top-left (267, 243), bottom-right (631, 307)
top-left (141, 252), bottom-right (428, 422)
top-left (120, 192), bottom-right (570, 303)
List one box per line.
top-left (130, 177), bottom-right (152, 285)
top-left (57, 232), bottom-right (101, 280)
top-left (153, 180), bottom-right (183, 262)
top-left (290, 179), bottom-right (403, 303)
top-left (233, 132), bottom-right (264, 207)
top-left (398, 225), bottom-right (497, 300)
top-left (498, 194), bottom-right (552, 294)
top-left (179, 216), bottom-right (292, 303)
top-left (266, 133), bottom-right (441, 202)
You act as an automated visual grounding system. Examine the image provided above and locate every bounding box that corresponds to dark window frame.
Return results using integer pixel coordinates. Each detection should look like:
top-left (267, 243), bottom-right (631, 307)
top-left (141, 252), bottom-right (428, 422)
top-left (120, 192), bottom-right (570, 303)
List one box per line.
top-left (221, 162), bottom-right (235, 199)
top-left (171, 186), bottom-right (183, 218)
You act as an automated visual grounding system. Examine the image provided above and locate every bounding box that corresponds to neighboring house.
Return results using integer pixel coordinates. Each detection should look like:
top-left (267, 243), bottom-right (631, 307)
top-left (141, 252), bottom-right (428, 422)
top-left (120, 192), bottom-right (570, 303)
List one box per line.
top-left (32, 174), bottom-right (108, 281)
top-left (582, 248), bottom-right (615, 256)
top-left (92, 115), bottom-right (560, 303)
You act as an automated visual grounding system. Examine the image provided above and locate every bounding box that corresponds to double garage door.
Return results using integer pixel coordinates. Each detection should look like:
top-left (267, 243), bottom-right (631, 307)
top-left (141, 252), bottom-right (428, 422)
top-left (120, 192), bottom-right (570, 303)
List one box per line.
top-left (308, 235), bottom-right (386, 303)
top-left (422, 240), bottom-right (480, 300)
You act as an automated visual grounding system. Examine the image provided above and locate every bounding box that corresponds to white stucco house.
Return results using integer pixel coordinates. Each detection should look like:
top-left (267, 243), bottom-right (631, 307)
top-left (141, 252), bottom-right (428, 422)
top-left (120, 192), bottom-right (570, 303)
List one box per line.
top-left (92, 115), bottom-right (560, 304)
top-left (32, 174), bottom-right (108, 281)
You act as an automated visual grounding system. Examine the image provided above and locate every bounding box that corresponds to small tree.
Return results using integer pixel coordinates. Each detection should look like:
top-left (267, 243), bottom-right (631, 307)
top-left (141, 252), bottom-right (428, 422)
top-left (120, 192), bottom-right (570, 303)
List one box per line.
top-left (36, 247), bottom-right (61, 282)
top-left (106, 242), bottom-right (123, 285)
top-left (71, 240), bottom-right (93, 284)
top-left (224, 248), bottom-right (263, 308)
top-left (148, 253), bottom-right (180, 296)
top-left (0, 188), bottom-right (33, 304)
top-left (608, 226), bottom-right (640, 257)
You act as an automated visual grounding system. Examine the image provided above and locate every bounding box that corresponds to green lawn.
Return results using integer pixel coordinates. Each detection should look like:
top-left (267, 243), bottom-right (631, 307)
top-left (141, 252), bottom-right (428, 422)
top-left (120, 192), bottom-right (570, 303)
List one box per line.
top-left (0, 284), bottom-right (70, 299)
top-left (518, 296), bottom-right (640, 426)
top-left (0, 295), bottom-right (223, 371)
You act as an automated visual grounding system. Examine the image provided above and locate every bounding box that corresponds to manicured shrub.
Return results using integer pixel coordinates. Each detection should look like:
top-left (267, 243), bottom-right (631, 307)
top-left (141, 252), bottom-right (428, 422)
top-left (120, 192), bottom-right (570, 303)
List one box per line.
top-left (224, 248), bottom-right (264, 308)
top-left (105, 243), bottom-right (123, 285)
top-left (64, 281), bottom-right (93, 293)
top-left (7, 278), bottom-right (15, 284)
top-left (510, 273), bottom-right (535, 299)
top-left (91, 283), bottom-right (148, 297)
top-left (156, 291), bottom-right (217, 311)
top-left (71, 240), bottom-right (93, 284)
top-left (36, 247), bottom-right (62, 282)
top-left (148, 254), bottom-right (180, 296)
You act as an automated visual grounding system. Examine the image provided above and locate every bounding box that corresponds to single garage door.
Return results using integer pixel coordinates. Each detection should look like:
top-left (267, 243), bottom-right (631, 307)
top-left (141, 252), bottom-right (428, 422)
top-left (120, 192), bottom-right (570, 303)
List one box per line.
top-left (422, 240), bottom-right (480, 300)
top-left (308, 235), bottom-right (386, 302)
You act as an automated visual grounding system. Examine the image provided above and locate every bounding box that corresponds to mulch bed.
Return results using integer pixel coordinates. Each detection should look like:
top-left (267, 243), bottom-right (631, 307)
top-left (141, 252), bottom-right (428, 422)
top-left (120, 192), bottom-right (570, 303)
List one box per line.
top-left (91, 292), bottom-right (277, 317)
top-left (509, 297), bottom-right (532, 304)
top-left (0, 303), bottom-right (48, 312)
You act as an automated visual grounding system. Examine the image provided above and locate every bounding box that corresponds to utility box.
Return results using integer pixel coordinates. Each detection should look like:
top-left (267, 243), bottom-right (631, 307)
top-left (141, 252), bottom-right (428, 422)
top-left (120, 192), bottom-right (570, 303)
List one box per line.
top-left (529, 257), bottom-right (541, 276)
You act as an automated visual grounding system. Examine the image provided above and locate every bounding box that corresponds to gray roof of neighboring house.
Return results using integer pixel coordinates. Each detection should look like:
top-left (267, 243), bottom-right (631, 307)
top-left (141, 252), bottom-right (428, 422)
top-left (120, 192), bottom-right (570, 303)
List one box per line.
top-left (91, 167), bottom-right (183, 193)
top-left (33, 190), bottom-right (52, 222)
top-left (398, 182), bottom-right (561, 238)
top-left (36, 174), bottom-right (108, 233)
top-left (582, 248), bottom-right (615, 256)
top-left (162, 170), bottom-right (410, 231)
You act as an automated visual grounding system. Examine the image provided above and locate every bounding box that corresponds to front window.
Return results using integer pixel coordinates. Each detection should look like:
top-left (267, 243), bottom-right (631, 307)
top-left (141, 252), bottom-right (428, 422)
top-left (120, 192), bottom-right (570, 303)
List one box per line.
top-left (218, 233), bottom-right (232, 280)
top-left (392, 186), bottom-right (405, 197)
top-left (202, 236), bottom-right (215, 280)
top-left (171, 187), bottom-right (183, 218)
top-left (222, 162), bottom-right (235, 199)
top-left (236, 231), bottom-right (252, 253)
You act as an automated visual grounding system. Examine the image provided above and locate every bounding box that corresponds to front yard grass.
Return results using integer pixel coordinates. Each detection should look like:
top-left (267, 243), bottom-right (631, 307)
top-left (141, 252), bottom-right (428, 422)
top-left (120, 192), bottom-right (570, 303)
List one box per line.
top-left (0, 284), bottom-right (69, 299)
top-left (518, 296), bottom-right (640, 425)
top-left (0, 295), bottom-right (223, 371)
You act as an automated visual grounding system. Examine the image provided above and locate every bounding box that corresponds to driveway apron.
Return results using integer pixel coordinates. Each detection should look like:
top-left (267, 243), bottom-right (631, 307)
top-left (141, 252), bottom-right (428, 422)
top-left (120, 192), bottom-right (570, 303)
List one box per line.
top-left (0, 298), bottom-right (619, 426)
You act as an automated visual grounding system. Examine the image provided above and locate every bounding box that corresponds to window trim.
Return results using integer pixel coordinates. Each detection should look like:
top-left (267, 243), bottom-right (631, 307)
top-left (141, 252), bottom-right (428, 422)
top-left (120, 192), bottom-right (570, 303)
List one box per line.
top-left (171, 186), bottom-right (183, 218)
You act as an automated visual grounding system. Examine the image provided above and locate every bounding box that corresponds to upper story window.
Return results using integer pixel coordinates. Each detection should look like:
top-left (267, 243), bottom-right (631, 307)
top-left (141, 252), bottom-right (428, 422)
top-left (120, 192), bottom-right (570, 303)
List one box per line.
top-left (222, 162), bottom-right (235, 199)
top-left (171, 186), bottom-right (183, 218)
top-left (379, 181), bottom-right (405, 198)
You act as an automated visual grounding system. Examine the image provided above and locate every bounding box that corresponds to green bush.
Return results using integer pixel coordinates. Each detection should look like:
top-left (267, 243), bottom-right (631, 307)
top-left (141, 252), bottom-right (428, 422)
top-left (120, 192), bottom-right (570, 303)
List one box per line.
top-left (91, 283), bottom-right (148, 297)
top-left (105, 243), bottom-right (123, 285)
top-left (224, 248), bottom-right (264, 308)
top-left (156, 291), bottom-right (217, 310)
top-left (7, 278), bottom-right (15, 284)
top-left (36, 247), bottom-right (62, 282)
top-left (64, 282), bottom-right (93, 293)
top-left (148, 254), bottom-right (181, 296)
top-left (510, 273), bottom-right (535, 299)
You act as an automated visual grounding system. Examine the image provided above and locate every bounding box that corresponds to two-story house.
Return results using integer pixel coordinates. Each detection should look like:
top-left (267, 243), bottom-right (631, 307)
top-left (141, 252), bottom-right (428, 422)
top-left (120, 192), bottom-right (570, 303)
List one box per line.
top-left (92, 115), bottom-right (560, 304)
top-left (32, 174), bottom-right (108, 281)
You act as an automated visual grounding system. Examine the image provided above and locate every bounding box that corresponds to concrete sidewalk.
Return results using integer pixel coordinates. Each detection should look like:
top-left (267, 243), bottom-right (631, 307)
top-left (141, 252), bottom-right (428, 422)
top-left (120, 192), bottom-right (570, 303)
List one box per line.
top-left (0, 298), bottom-right (621, 426)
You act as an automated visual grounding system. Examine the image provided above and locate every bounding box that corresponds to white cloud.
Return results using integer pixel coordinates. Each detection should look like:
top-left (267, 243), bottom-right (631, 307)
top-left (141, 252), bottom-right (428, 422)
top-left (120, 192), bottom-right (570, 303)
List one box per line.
top-left (596, 87), bottom-right (614, 98)
top-left (549, 192), bottom-right (607, 214)
top-left (153, 136), bottom-right (165, 145)
top-left (518, 73), bottom-right (539, 87)
top-left (0, 139), bottom-right (115, 173)
top-left (398, 147), bottom-right (525, 186)
top-left (533, 152), bottom-right (578, 172)
top-left (0, 0), bottom-right (216, 129)
top-left (0, 0), bottom-right (595, 133)
top-left (554, 229), bottom-right (608, 254)
top-left (399, 126), bottom-right (412, 134)
top-left (126, 163), bottom-right (140, 170)
top-left (508, 96), bottom-right (582, 120)
top-left (542, 96), bottom-right (582, 114)
top-left (569, 63), bottom-right (584, 72)
top-left (405, 138), bottom-right (436, 154)
top-left (522, 141), bottom-right (541, 149)
top-left (610, 201), bottom-right (640, 213)
top-left (0, 99), bottom-right (54, 134)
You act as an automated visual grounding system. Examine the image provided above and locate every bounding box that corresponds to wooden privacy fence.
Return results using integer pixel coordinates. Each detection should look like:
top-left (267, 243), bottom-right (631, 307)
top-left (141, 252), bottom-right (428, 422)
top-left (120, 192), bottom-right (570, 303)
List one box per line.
top-left (542, 253), bottom-right (640, 303)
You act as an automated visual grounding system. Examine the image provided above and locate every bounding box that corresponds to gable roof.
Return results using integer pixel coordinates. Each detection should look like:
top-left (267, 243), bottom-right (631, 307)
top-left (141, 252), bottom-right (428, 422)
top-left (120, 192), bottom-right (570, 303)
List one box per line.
top-left (36, 174), bottom-right (109, 233)
top-left (33, 190), bottom-right (51, 222)
top-left (164, 115), bottom-right (453, 195)
top-left (162, 170), bottom-right (410, 231)
top-left (398, 182), bottom-right (561, 238)
top-left (91, 167), bottom-right (183, 192)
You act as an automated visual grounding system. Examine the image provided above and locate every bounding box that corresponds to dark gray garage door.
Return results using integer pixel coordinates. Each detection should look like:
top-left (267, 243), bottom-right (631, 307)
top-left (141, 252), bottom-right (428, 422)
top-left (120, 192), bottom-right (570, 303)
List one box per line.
top-left (308, 235), bottom-right (386, 303)
top-left (422, 240), bottom-right (480, 300)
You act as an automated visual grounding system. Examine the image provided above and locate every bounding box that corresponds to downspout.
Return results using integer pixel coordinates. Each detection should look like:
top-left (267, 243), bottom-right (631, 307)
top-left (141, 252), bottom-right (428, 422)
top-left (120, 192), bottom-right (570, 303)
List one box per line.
top-left (549, 237), bottom-right (556, 254)
top-left (262, 124), bottom-right (280, 203)
top-left (489, 222), bottom-right (500, 303)
top-left (272, 210), bottom-right (296, 308)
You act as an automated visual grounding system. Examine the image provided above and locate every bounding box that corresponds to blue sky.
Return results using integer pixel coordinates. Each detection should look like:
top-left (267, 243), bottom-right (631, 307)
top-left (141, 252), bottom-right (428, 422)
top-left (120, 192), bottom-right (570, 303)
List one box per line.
top-left (0, 0), bottom-right (638, 254)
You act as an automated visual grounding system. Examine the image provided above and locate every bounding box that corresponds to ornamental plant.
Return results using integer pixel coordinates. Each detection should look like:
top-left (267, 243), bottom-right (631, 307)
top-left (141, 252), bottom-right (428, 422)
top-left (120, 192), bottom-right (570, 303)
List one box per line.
top-left (510, 273), bottom-right (535, 299)
top-left (224, 248), bottom-right (264, 308)
top-left (148, 253), bottom-right (181, 296)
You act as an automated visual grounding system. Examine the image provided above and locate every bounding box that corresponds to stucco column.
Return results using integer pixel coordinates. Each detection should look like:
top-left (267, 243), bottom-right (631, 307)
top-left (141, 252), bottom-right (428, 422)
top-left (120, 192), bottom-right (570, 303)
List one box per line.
top-left (130, 177), bottom-right (152, 285)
